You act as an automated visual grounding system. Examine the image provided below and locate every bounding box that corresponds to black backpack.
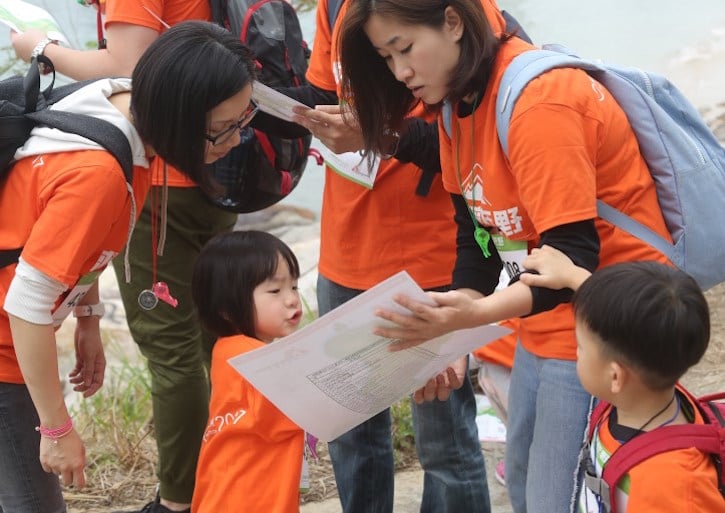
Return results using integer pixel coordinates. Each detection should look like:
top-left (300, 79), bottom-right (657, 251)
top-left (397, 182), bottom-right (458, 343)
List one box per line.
top-left (208, 0), bottom-right (313, 213)
top-left (0, 56), bottom-right (133, 269)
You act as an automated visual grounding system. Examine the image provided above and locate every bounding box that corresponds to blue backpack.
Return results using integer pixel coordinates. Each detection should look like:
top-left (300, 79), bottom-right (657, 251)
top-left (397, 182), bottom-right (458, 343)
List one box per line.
top-left (443, 44), bottom-right (725, 290)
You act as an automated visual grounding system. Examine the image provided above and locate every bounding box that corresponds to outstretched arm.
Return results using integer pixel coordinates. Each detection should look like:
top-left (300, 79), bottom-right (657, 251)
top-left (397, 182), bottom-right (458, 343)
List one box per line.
top-left (11, 23), bottom-right (159, 79)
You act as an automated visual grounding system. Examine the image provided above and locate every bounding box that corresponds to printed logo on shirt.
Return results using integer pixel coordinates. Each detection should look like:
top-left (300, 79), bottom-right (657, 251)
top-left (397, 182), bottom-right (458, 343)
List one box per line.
top-left (461, 166), bottom-right (523, 237)
top-left (32, 155), bottom-right (44, 168)
top-left (203, 409), bottom-right (248, 442)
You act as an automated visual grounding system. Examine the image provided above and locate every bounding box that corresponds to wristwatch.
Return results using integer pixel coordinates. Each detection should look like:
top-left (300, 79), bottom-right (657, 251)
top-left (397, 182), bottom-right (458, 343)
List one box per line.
top-left (73, 302), bottom-right (106, 319)
top-left (30, 38), bottom-right (57, 74)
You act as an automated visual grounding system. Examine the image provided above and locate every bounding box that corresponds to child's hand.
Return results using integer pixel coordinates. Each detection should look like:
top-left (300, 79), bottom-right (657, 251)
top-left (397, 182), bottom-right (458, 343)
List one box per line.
top-left (520, 245), bottom-right (591, 291)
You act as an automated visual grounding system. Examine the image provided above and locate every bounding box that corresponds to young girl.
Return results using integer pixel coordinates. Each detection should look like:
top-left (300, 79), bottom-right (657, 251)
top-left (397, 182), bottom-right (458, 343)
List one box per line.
top-left (190, 230), bottom-right (305, 513)
top-left (0, 21), bottom-right (256, 512)
top-left (335, 2), bottom-right (673, 513)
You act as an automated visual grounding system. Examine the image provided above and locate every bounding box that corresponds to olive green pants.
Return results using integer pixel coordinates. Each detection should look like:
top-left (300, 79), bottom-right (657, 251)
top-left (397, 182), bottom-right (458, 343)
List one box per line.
top-left (112, 186), bottom-right (237, 503)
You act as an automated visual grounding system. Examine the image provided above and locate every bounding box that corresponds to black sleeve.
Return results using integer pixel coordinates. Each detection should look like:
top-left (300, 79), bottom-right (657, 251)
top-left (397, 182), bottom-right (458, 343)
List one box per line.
top-left (250, 84), bottom-right (339, 139)
top-left (394, 118), bottom-right (442, 196)
top-left (451, 193), bottom-right (502, 295)
top-left (513, 219), bottom-right (600, 315)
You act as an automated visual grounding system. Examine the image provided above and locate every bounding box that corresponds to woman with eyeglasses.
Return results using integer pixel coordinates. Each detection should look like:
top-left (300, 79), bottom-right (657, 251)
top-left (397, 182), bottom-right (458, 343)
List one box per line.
top-left (0, 21), bottom-right (256, 513)
top-left (11, 3), bottom-right (250, 511)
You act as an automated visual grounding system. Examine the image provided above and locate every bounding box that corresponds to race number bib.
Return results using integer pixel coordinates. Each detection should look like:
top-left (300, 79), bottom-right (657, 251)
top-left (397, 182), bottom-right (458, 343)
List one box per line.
top-left (492, 233), bottom-right (527, 280)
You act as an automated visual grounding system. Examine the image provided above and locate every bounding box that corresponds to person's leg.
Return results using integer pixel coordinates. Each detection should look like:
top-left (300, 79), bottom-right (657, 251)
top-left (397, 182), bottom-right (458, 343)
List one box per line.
top-left (317, 274), bottom-right (395, 513)
top-left (504, 343), bottom-right (539, 513)
top-left (327, 410), bottom-right (395, 513)
top-left (413, 360), bottom-right (491, 513)
top-left (525, 356), bottom-right (590, 513)
top-left (0, 383), bottom-right (65, 513)
top-left (113, 187), bottom-right (236, 505)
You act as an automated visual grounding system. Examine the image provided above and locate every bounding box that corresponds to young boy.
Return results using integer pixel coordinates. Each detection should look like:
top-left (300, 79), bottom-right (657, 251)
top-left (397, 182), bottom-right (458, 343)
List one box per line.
top-left (520, 246), bottom-right (724, 512)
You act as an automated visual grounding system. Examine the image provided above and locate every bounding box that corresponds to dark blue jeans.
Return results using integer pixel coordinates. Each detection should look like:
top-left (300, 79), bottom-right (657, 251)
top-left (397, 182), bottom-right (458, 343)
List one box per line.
top-left (0, 382), bottom-right (65, 513)
top-left (318, 275), bottom-right (491, 513)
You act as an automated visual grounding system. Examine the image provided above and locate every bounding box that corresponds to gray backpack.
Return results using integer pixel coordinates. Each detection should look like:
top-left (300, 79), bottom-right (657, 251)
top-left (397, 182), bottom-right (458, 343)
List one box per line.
top-left (443, 44), bottom-right (725, 290)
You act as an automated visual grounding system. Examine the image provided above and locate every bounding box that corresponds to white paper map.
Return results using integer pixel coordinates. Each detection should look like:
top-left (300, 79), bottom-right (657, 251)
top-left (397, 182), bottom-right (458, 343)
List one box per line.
top-left (0, 0), bottom-right (69, 45)
top-left (252, 81), bottom-right (310, 122)
top-left (229, 271), bottom-right (511, 441)
top-left (318, 145), bottom-right (381, 189)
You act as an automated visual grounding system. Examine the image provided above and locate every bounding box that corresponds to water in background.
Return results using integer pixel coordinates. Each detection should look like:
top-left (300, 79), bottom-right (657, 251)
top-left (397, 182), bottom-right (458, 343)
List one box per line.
top-left (3, 1), bottom-right (725, 214)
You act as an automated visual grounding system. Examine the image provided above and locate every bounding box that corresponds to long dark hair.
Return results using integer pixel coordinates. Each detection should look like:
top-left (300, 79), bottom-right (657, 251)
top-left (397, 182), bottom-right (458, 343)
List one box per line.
top-left (131, 21), bottom-right (256, 193)
top-left (337, 0), bottom-right (500, 155)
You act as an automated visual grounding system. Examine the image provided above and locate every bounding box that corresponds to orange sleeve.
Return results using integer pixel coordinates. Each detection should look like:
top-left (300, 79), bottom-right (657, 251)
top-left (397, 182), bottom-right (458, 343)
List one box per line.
top-left (506, 71), bottom-right (601, 234)
top-left (105, 0), bottom-right (210, 31)
top-left (306, 0), bottom-right (338, 92)
top-left (22, 152), bottom-right (132, 286)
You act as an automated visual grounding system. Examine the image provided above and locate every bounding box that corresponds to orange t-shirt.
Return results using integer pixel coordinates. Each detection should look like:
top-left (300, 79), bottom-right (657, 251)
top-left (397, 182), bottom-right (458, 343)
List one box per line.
top-left (192, 334), bottom-right (304, 513)
top-left (304, 0), bottom-right (504, 290)
top-left (473, 318), bottom-right (517, 369)
top-left (440, 37), bottom-right (671, 360)
top-left (105, 0), bottom-right (211, 188)
top-left (0, 151), bottom-right (151, 383)
top-left (580, 390), bottom-right (724, 512)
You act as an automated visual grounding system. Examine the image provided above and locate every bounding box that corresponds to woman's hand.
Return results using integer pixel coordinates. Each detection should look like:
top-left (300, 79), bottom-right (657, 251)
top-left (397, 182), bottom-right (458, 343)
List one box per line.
top-left (39, 429), bottom-right (87, 488)
top-left (69, 318), bottom-right (106, 398)
top-left (10, 29), bottom-right (49, 62)
top-left (292, 104), bottom-right (365, 153)
top-left (412, 357), bottom-right (467, 404)
top-left (375, 290), bottom-right (482, 350)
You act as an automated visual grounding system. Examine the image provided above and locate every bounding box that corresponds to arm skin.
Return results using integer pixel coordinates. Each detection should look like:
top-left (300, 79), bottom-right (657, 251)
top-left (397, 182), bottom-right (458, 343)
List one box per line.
top-left (69, 282), bottom-right (106, 397)
top-left (11, 24), bottom-right (159, 79)
top-left (9, 317), bottom-right (87, 488)
top-left (8, 282), bottom-right (106, 488)
top-left (375, 280), bottom-right (533, 351)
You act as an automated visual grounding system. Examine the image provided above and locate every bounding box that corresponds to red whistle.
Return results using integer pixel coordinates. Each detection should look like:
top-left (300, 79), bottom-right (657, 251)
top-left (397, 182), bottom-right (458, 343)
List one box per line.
top-left (152, 281), bottom-right (178, 308)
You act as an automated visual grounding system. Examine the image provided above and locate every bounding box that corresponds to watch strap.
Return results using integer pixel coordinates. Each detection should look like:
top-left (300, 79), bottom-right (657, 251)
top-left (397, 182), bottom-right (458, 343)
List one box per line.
top-left (73, 302), bottom-right (106, 318)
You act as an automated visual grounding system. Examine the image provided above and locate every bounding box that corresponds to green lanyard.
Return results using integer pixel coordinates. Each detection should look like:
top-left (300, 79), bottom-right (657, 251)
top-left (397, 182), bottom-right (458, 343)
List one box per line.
top-left (453, 99), bottom-right (491, 258)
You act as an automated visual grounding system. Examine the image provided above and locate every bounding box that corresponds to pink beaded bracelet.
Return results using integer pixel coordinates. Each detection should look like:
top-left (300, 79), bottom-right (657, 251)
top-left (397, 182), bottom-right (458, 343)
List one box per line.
top-left (35, 417), bottom-right (73, 443)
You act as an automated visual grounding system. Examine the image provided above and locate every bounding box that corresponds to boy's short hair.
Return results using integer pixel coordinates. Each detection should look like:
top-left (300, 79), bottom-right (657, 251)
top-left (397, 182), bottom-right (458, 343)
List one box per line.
top-left (572, 261), bottom-right (709, 390)
top-left (191, 230), bottom-right (300, 339)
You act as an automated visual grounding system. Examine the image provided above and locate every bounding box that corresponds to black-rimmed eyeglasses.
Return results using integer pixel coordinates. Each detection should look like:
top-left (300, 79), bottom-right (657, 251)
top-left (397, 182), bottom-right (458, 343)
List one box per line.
top-left (205, 99), bottom-right (259, 146)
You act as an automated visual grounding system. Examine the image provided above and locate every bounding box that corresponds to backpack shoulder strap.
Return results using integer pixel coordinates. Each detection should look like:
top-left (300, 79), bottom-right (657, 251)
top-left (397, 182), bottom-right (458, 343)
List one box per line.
top-left (327, 0), bottom-right (344, 32)
top-left (588, 400), bottom-right (611, 439)
top-left (25, 109), bottom-right (134, 185)
top-left (495, 45), bottom-right (605, 157)
top-left (493, 47), bottom-right (679, 264)
top-left (601, 423), bottom-right (724, 501)
top-left (441, 100), bottom-right (454, 140)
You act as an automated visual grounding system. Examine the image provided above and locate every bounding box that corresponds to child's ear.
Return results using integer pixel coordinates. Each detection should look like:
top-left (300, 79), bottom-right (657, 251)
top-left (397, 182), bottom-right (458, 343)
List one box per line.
top-left (609, 360), bottom-right (628, 394)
